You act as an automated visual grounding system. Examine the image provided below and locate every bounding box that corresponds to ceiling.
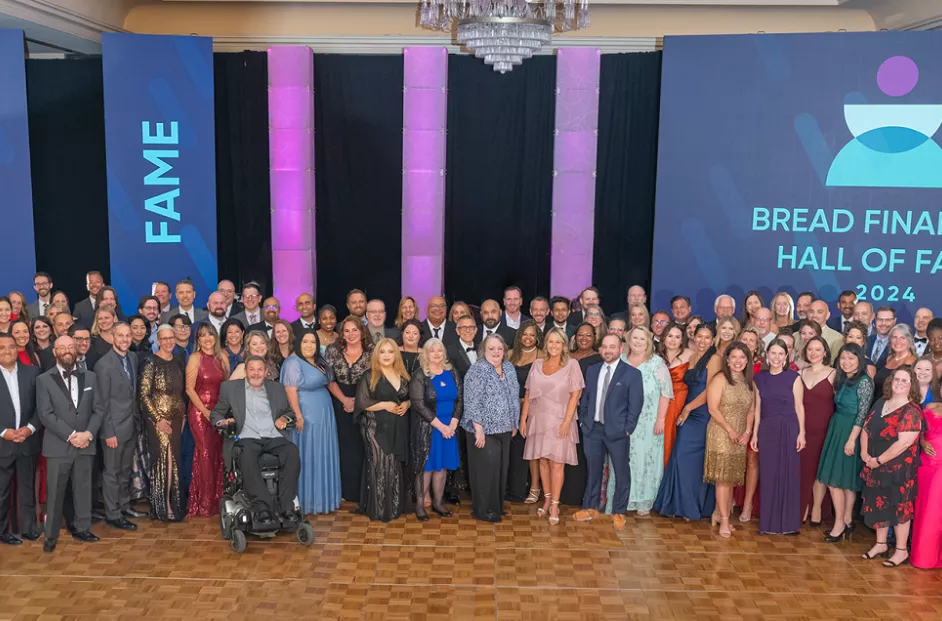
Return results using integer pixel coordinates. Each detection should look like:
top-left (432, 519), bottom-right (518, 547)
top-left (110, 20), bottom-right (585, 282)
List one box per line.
top-left (1, 0), bottom-right (939, 56)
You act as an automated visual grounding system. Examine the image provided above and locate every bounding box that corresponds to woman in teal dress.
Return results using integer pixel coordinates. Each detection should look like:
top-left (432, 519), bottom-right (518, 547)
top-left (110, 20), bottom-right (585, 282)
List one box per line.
top-left (282, 332), bottom-right (342, 515)
top-left (816, 343), bottom-right (873, 542)
top-left (605, 327), bottom-right (673, 514)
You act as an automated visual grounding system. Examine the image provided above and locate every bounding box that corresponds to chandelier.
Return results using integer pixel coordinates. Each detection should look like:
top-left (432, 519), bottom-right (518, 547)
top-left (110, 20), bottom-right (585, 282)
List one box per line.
top-left (419, 0), bottom-right (590, 74)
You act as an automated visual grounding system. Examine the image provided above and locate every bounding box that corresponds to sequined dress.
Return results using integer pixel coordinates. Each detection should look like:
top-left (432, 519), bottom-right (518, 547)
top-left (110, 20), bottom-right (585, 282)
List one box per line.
top-left (139, 354), bottom-right (186, 522)
top-left (703, 377), bottom-right (752, 486)
top-left (186, 352), bottom-right (226, 517)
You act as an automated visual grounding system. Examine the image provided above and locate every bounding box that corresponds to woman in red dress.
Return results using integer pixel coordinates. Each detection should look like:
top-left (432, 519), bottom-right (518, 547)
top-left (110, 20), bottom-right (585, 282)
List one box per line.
top-left (658, 323), bottom-right (691, 466)
top-left (184, 323), bottom-right (229, 517)
top-left (798, 335), bottom-right (835, 525)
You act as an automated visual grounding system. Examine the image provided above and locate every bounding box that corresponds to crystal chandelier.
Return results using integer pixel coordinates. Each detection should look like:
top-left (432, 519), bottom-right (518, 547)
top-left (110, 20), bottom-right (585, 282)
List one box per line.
top-left (419, 0), bottom-right (590, 74)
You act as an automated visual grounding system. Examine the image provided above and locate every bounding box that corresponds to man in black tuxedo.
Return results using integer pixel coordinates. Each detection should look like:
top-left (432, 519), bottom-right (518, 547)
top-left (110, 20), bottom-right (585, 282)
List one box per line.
top-left (419, 296), bottom-right (457, 347)
top-left (247, 297), bottom-right (281, 337)
top-left (366, 300), bottom-right (400, 344)
top-left (73, 271), bottom-right (105, 329)
top-left (475, 299), bottom-right (515, 346)
top-left (670, 295), bottom-right (692, 327)
top-left (549, 296), bottom-right (576, 338)
top-left (217, 279), bottom-right (243, 318)
top-left (37, 335), bottom-right (102, 551)
top-left (446, 316), bottom-right (479, 378)
top-left (706, 294), bottom-right (737, 333)
top-left (291, 293), bottom-right (318, 345)
top-left (500, 286), bottom-right (530, 331)
top-left (567, 286), bottom-right (601, 326)
top-left (0, 333), bottom-right (42, 544)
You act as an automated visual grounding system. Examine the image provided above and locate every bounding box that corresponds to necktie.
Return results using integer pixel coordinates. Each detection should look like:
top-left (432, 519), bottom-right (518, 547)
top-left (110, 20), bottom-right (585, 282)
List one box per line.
top-left (597, 365), bottom-right (611, 424)
top-left (122, 356), bottom-right (132, 382)
top-left (433, 327), bottom-right (440, 339)
top-left (874, 338), bottom-right (886, 361)
top-left (77, 358), bottom-right (87, 372)
top-left (373, 332), bottom-right (383, 344)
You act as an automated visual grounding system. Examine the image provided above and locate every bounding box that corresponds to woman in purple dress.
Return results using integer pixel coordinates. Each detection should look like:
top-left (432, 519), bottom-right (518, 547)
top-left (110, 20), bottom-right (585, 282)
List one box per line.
top-left (751, 339), bottom-right (806, 535)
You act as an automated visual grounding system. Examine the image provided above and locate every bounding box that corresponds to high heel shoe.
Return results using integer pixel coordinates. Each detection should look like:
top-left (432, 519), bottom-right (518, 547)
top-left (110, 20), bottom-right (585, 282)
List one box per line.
top-left (524, 488), bottom-right (541, 505)
top-left (862, 541), bottom-right (889, 560)
top-left (431, 505), bottom-right (452, 518)
top-left (824, 526), bottom-right (847, 543)
top-left (718, 516), bottom-right (732, 539)
top-left (711, 511), bottom-right (720, 527)
top-left (844, 521), bottom-right (856, 535)
top-left (883, 548), bottom-right (910, 568)
top-left (739, 505), bottom-right (752, 523)
top-left (548, 500), bottom-right (560, 525)
top-left (537, 494), bottom-right (551, 518)
top-left (415, 511), bottom-right (430, 522)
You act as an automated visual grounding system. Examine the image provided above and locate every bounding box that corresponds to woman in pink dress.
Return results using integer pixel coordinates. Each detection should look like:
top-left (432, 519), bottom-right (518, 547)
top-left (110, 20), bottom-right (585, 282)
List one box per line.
top-left (913, 392), bottom-right (942, 569)
top-left (520, 328), bottom-right (585, 525)
top-left (184, 323), bottom-right (229, 517)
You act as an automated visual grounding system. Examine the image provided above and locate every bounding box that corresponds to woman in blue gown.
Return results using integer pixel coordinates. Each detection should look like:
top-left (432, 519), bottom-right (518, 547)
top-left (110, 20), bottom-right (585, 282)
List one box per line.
top-left (281, 332), bottom-right (342, 515)
top-left (654, 324), bottom-right (717, 520)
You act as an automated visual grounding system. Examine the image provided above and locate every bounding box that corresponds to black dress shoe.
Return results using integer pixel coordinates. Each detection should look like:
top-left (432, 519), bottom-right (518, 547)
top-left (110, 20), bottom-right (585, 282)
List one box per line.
top-left (255, 510), bottom-right (275, 526)
top-left (71, 530), bottom-right (100, 543)
top-left (107, 518), bottom-right (138, 531)
top-left (43, 539), bottom-right (56, 553)
top-left (91, 510), bottom-right (106, 523)
top-left (445, 493), bottom-right (461, 505)
top-left (415, 512), bottom-right (430, 522)
top-left (0, 533), bottom-right (22, 545)
top-left (21, 529), bottom-right (42, 541)
top-left (123, 509), bottom-right (147, 519)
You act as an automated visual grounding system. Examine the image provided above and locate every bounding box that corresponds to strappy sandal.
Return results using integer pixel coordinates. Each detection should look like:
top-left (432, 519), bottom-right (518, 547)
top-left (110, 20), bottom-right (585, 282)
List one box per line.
top-left (883, 548), bottom-right (910, 568)
top-left (548, 500), bottom-right (560, 525)
top-left (524, 488), bottom-right (541, 505)
top-left (862, 541), bottom-right (889, 560)
top-left (536, 494), bottom-right (551, 518)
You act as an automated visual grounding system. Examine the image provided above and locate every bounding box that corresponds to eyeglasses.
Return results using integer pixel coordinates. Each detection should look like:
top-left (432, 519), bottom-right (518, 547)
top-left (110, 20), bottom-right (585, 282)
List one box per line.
top-left (72, 337), bottom-right (90, 343)
top-left (428, 304), bottom-right (446, 309)
top-left (33, 281), bottom-right (50, 287)
top-left (174, 325), bottom-right (191, 331)
top-left (264, 305), bottom-right (279, 311)
top-left (652, 319), bottom-right (669, 326)
top-left (457, 326), bottom-right (476, 331)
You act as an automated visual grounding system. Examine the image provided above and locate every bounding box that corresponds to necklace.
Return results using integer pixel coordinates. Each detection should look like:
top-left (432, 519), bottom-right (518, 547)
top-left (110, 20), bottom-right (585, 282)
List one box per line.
top-left (521, 347), bottom-right (537, 353)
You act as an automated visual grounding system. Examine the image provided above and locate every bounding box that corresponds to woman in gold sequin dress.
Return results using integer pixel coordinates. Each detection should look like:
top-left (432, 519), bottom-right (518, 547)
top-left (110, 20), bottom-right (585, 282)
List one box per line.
top-left (703, 342), bottom-right (755, 538)
top-left (140, 324), bottom-right (187, 522)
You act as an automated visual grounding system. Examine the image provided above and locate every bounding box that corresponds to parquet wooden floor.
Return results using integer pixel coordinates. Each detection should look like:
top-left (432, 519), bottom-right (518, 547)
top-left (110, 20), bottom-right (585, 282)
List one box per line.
top-left (2, 500), bottom-right (941, 620)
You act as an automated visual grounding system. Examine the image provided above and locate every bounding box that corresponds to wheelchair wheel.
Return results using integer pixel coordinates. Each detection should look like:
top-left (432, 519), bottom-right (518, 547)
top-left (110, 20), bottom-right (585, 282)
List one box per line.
top-left (231, 530), bottom-right (247, 554)
top-left (297, 522), bottom-right (315, 547)
top-left (219, 497), bottom-right (232, 540)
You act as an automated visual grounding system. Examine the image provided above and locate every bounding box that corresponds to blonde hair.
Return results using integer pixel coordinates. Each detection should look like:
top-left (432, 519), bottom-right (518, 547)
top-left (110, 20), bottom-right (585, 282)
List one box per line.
top-left (624, 326), bottom-right (655, 361)
top-left (448, 301), bottom-right (472, 324)
top-left (369, 337), bottom-right (411, 391)
top-left (90, 307), bottom-right (117, 337)
top-left (770, 292), bottom-right (795, 323)
top-left (394, 296), bottom-right (417, 329)
top-left (418, 337), bottom-right (454, 376)
top-left (194, 321), bottom-right (222, 357)
top-left (714, 316), bottom-right (741, 347)
top-left (542, 327), bottom-right (571, 366)
top-left (628, 302), bottom-right (650, 328)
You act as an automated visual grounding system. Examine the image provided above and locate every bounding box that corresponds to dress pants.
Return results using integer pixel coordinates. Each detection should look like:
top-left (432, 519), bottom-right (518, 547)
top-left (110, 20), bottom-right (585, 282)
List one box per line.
top-left (101, 436), bottom-right (136, 521)
top-left (46, 455), bottom-right (93, 542)
top-left (466, 430), bottom-right (511, 521)
top-left (582, 424), bottom-right (631, 513)
top-left (236, 437), bottom-right (300, 515)
top-left (0, 453), bottom-right (37, 534)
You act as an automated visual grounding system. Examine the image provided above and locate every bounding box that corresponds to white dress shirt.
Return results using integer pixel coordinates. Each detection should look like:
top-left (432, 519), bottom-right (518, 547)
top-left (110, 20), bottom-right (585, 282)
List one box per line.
top-left (179, 306), bottom-right (195, 322)
top-left (57, 364), bottom-right (79, 409)
top-left (761, 331), bottom-right (776, 349)
top-left (504, 312), bottom-right (521, 330)
top-left (1, 364), bottom-right (35, 436)
top-left (595, 360), bottom-right (619, 423)
top-left (459, 339), bottom-right (477, 365)
top-left (208, 315), bottom-right (225, 333)
top-left (244, 309), bottom-right (261, 326)
top-left (915, 335), bottom-right (929, 357)
top-left (426, 320), bottom-right (446, 340)
top-left (37, 299), bottom-right (50, 317)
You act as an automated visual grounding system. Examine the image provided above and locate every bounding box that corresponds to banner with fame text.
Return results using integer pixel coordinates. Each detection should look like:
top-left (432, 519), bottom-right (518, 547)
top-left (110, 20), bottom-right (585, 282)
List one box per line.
top-left (651, 32), bottom-right (942, 323)
top-left (0, 29), bottom-right (37, 293)
top-left (102, 33), bottom-right (218, 307)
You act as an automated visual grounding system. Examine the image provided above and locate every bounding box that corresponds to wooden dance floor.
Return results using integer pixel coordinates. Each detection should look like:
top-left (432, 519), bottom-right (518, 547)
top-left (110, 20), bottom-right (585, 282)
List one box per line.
top-left (2, 501), bottom-right (941, 620)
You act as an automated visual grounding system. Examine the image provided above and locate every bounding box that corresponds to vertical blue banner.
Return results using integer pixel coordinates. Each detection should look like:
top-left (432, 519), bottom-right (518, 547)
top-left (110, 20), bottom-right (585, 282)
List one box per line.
top-left (102, 33), bottom-right (218, 307)
top-left (0, 30), bottom-right (37, 293)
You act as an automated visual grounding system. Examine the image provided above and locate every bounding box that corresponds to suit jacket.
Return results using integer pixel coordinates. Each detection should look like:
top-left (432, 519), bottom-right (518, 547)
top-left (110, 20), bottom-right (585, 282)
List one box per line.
top-left (27, 299), bottom-right (50, 321)
top-left (93, 349), bottom-right (139, 442)
top-left (36, 366), bottom-right (101, 458)
top-left (578, 360), bottom-right (644, 441)
top-left (544, 323), bottom-right (575, 339)
top-left (500, 312), bottom-right (531, 330)
top-left (224, 301), bottom-right (244, 318)
top-left (474, 323), bottom-right (516, 347)
top-left (419, 320), bottom-right (458, 347)
top-left (73, 297), bottom-right (96, 329)
top-left (247, 321), bottom-right (275, 337)
top-left (0, 362), bottom-right (41, 456)
top-left (161, 306), bottom-right (208, 325)
top-left (211, 378), bottom-right (293, 440)
top-left (866, 333), bottom-right (891, 367)
top-left (291, 318), bottom-right (318, 345)
top-left (231, 310), bottom-right (263, 330)
top-left (446, 341), bottom-right (478, 378)
top-left (368, 326), bottom-right (400, 345)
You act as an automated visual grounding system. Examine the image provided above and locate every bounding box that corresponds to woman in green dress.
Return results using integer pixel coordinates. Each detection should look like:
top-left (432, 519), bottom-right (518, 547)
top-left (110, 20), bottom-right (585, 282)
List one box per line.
top-left (816, 343), bottom-right (873, 543)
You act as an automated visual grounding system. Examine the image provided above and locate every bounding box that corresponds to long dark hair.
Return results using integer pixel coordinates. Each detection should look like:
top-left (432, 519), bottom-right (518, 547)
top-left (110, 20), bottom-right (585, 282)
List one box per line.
top-left (739, 290), bottom-right (764, 327)
top-left (693, 323), bottom-right (717, 374)
top-left (721, 341), bottom-right (754, 391)
top-left (510, 319), bottom-right (544, 365)
top-left (127, 313), bottom-right (152, 351)
top-left (657, 321), bottom-right (688, 365)
top-left (295, 330), bottom-right (328, 374)
top-left (834, 343), bottom-right (867, 390)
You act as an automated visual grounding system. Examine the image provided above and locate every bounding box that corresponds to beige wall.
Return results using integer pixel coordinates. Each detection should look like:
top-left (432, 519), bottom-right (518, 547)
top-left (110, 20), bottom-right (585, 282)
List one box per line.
top-left (125, 4), bottom-right (876, 39)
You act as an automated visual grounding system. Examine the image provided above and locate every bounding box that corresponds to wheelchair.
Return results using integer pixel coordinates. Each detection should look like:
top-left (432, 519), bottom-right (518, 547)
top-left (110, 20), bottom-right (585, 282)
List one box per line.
top-left (215, 418), bottom-right (315, 554)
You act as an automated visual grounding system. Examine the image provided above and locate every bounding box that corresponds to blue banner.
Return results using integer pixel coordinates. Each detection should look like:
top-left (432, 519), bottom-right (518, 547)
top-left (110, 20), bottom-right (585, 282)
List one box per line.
top-left (651, 32), bottom-right (942, 323)
top-left (102, 33), bottom-right (218, 308)
top-left (0, 29), bottom-right (37, 294)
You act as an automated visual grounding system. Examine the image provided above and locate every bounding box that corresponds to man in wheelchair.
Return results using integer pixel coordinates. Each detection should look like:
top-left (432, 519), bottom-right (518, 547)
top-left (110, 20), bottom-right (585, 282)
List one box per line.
top-left (210, 356), bottom-right (301, 529)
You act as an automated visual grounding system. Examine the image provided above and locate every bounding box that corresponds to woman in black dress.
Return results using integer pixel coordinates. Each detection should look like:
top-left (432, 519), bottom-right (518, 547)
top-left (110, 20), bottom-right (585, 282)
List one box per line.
top-left (558, 322), bottom-right (600, 506)
top-left (399, 319), bottom-right (423, 377)
top-left (508, 320), bottom-right (543, 503)
top-left (355, 338), bottom-right (411, 522)
top-left (324, 316), bottom-right (373, 503)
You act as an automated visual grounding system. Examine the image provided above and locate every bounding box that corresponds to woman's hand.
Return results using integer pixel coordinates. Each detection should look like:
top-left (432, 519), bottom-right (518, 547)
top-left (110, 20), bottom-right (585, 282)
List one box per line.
top-left (796, 431), bottom-right (806, 452)
top-left (156, 419), bottom-right (172, 436)
top-left (861, 452), bottom-right (871, 465)
top-left (737, 429), bottom-right (751, 446)
top-left (677, 406), bottom-right (690, 426)
top-left (843, 438), bottom-right (855, 457)
top-left (924, 440), bottom-right (937, 457)
top-left (726, 427), bottom-right (739, 443)
top-left (653, 419), bottom-right (665, 436)
top-left (474, 428), bottom-right (486, 449)
top-left (750, 435), bottom-right (758, 453)
top-left (394, 402), bottom-right (408, 416)
top-left (342, 396), bottom-right (355, 413)
top-left (295, 416), bottom-right (305, 432)
top-left (558, 420), bottom-right (571, 439)
top-left (201, 409), bottom-right (211, 420)
top-left (519, 418), bottom-right (528, 438)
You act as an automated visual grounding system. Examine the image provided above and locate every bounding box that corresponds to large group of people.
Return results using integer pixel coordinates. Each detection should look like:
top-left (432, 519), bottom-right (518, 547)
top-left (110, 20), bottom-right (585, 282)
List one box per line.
top-left (1, 274), bottom-right (940, 571)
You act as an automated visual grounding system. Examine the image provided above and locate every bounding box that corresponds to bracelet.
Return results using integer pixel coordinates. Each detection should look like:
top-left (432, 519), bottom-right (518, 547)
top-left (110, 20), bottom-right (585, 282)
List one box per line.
top-left (876, 456), bottom-right (882, 466)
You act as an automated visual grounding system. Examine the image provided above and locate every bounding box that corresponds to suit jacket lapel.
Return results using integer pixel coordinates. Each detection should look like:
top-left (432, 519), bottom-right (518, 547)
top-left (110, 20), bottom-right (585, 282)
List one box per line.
top-left (234, 383), bottom-right (247, 428)
top-left (52, 371), bottom-right (72, 406)
top-left (604, 361), bottom-right (626, 407)
top-left (0, 369), bottom-right (15, 417)
top-left (77, 371), bottom-right (87, 409)
top-left (16, 363), bottom-right (30, 413)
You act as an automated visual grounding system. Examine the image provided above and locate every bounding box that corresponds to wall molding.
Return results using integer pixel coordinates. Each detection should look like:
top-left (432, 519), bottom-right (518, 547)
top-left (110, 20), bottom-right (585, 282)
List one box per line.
top-left (0, 0), bottom-right (127, 44)
top-left (211, 34), bottom-right (661, 55)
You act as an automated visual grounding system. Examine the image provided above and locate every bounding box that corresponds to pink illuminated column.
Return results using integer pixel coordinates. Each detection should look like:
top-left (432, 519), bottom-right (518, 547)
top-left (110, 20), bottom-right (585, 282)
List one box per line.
top-left (401, 47), bottom-right (448, 313)
top-left (268, 46), bottom-right (315, 321)
top-left (550, 48), bottom-right (601, 299)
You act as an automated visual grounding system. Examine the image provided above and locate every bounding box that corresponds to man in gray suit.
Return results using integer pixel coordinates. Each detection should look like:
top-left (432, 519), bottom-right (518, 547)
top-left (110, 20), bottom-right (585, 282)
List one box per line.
top-left (365, 299), bottom-right (400, 344)
top-left (37, 335), bottom-right (102, 552)
top-left (94, 323), bottom-right (141, 531)
top-left (27, 271), bottom-right (54, 320)
top-left (160, 278), bottom-right (208, 325)
top-left (211, 356), bottom-right (300, 526)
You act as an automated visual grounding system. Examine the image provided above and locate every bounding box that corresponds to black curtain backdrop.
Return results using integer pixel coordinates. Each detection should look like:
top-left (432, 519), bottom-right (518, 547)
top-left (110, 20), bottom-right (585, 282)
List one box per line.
top-left (214, 51), bottom-right (272, 294)
top-left (444, 55), bottom-right (556, 306)
top-left (313, 55), bottom-right (403, 315)
top-left (26, 58), bottom-right (110, 306)
top-left (593, 52), bottom-right (662, 313)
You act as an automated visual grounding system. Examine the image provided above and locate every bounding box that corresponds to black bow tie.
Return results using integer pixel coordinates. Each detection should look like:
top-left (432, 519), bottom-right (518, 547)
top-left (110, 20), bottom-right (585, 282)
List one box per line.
top-left (466, 347), bottom-right (474, 352)
top-left (62, 370), bottom-right (73, 380)
top-left (915, 337), bottom-right (928, 344)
